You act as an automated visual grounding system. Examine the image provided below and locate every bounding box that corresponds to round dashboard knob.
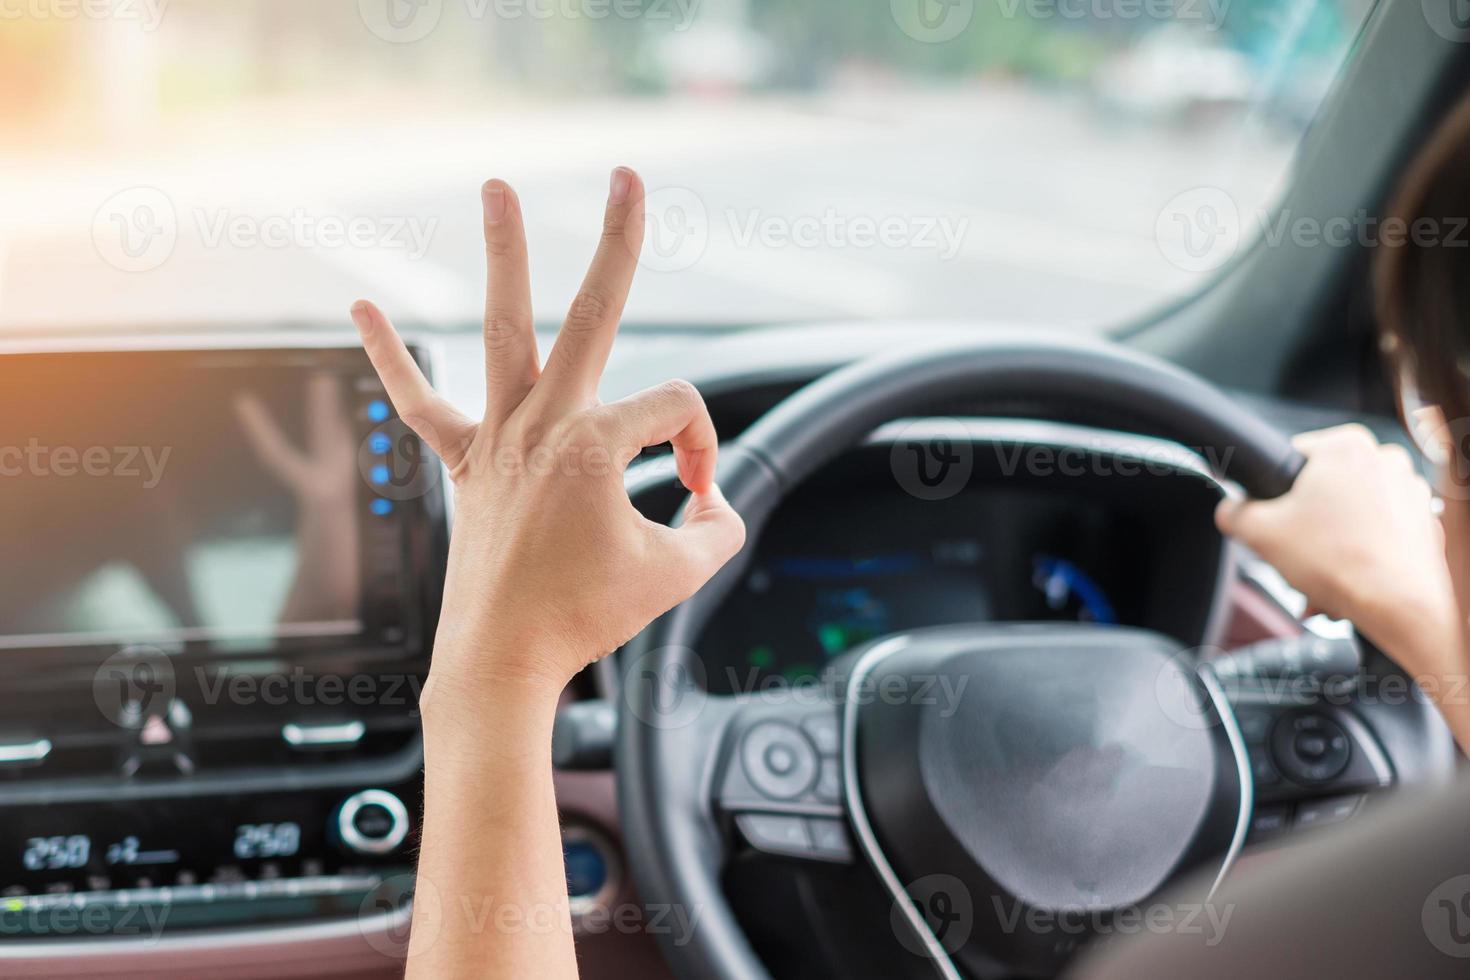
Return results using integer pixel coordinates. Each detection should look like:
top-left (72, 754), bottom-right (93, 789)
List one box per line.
top-left (337, 789), bottom-right (410, 855)
top-left (740, 722), bottom-right (818, 800)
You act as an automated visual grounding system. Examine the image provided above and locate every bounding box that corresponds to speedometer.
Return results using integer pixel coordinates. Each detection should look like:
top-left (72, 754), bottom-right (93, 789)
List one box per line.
top-left (1031, 554), bottom-right (1117, 625)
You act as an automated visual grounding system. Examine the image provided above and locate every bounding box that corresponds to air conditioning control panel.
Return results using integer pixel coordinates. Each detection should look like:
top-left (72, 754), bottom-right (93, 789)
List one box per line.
top-left (1, 781), bottom-right (419, 938)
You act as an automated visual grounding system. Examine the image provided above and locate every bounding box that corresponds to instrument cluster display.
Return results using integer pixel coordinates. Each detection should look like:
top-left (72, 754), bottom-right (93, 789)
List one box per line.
top-left (698, 482), bottom-right (1154, 693)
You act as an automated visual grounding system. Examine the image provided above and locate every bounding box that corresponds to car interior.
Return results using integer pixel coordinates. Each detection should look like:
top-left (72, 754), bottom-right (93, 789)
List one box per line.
top-left (4, 0), bottom-right (1470, 976)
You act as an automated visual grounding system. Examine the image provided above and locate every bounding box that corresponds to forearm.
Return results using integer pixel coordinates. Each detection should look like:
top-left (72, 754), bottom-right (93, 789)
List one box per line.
top-left (1359, 598), bottom-right (1470, 756)
top-left (346, 167), bottom-right (742, 980)
top-left (1388, 633), bottom-right (1470, 757)
top-left (408, 662), bottom-right (578, 980)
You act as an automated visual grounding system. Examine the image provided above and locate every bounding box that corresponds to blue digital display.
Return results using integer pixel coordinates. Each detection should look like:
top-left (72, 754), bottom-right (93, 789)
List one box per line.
top-left (563, 839), bottom-right (608, 899)
top-left (1032, 554), bottom-right (1117, 625)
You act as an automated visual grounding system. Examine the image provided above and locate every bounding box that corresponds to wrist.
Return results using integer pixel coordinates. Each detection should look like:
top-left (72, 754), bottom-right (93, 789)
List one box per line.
top-left (1350, 582), bottom-right (1460, 662)
top-left (419, 643), bottom-right (566, 733)
top-left (433, 556), bottom-right (595, 696)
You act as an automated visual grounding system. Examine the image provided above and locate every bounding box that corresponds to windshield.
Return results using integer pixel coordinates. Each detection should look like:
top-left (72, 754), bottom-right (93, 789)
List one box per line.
top-left (0, 0), bottom-right (1374, 331)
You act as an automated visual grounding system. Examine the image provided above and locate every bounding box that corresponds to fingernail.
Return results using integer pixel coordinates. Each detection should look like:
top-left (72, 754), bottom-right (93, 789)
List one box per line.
top-left (609, 167), bottom-right (631, 205)
top-left (483, 182), bottom-right (507, 225)
top-left (349, 301), bottom-right (372, 329)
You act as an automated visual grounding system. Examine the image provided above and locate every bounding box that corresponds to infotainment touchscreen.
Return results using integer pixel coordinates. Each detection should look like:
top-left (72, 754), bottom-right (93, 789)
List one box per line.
top-left (0, 347), bottom-right (443, 666)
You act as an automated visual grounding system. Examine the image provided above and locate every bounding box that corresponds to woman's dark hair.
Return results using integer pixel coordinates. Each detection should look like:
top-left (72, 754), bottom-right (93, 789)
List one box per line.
top-left (1375, 93), bottom-right (1470, 426)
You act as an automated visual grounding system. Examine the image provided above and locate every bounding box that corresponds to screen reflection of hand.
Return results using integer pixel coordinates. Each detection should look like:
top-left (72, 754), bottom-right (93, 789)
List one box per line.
top-left (234, 375), bottom-right (362, 629)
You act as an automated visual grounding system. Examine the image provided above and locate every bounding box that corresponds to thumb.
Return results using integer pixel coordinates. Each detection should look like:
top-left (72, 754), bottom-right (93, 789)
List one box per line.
top-left (1213, 492), bottom-right (1246, 537)
top-left (1215, 490), bottom-right (1278, 545)
top-left (667, 484), bottom-right (747, 586)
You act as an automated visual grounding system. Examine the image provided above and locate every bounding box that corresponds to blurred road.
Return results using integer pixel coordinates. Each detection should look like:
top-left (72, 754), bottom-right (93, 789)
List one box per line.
top-left (0, 88), bottom-right (1292, 333)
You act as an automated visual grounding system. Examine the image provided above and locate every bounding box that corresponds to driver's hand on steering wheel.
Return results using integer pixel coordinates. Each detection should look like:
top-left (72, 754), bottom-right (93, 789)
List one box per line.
top-left (350, 167), bottom-right (746, 717)
top-left (1215, 423), bottom-right (1467, 691)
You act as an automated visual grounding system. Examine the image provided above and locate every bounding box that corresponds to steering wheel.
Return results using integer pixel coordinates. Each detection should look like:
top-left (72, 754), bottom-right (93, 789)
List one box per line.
top-left (614, 333), bottom-right (1446, 980)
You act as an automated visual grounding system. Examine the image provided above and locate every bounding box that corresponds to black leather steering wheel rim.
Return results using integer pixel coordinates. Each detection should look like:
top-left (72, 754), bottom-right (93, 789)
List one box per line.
top-left (615, 332), bottom-right (1306, 980)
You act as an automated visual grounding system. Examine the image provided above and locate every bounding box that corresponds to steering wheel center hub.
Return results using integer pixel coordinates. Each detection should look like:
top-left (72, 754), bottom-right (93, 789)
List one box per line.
top-left (850, 624), bottom-right (1247, 975)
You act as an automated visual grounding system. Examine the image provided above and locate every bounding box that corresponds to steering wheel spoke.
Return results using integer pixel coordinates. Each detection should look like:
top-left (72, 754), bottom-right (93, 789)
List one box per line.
top-left (1208, 635), bottom-right (1403, 847)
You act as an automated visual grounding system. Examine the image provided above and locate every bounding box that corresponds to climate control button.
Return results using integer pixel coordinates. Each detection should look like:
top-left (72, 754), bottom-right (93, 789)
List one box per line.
top-left (336, 789), bottom-right (410, 855)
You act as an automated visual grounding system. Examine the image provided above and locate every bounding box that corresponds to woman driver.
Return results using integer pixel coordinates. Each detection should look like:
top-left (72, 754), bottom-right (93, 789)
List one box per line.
top-left (348, 95), bottom-right (1470, 977)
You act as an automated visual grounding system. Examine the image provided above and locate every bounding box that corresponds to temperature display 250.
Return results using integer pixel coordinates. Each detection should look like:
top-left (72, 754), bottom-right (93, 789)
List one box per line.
top-left (233, 823), bottom-right (302, 860)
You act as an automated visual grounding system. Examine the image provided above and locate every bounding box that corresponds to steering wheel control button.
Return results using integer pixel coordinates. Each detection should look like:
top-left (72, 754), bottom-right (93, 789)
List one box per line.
top-left (764, 743), bottom-right (799, 776)
top-left (1249, 748), bottom-right (1281, 787)
top-left (800, 713), bottom-right (840, 755)
top-left (736, 814), bottom-right (812, 859)
top-left (337, 789), bottom-right (410, 855)
top-left (805, 818), bottom-right (853, 862)
top-left (1294, 732), bottom-right (1329, 760)
top-left (741, 722), bottom-right (818, 800)
top-left (1271, 712), bottom-right (1351, 784)
top-left (814, 758), bottom-right (842, 803)
top-left (1249, 804), bottom-right (1292, 841)
top-left (1295, 795), bottom-right (1362, 830)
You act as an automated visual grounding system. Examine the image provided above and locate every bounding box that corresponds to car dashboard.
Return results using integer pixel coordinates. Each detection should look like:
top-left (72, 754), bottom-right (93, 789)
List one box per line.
top-left (0, 322), bottom-right (1386, 979)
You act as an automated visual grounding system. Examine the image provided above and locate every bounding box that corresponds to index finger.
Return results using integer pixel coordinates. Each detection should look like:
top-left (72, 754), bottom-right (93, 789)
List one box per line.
top-left (538, 167), bottom-right (645, 405)
top-left (605, 379), bottom-right (718, 492)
